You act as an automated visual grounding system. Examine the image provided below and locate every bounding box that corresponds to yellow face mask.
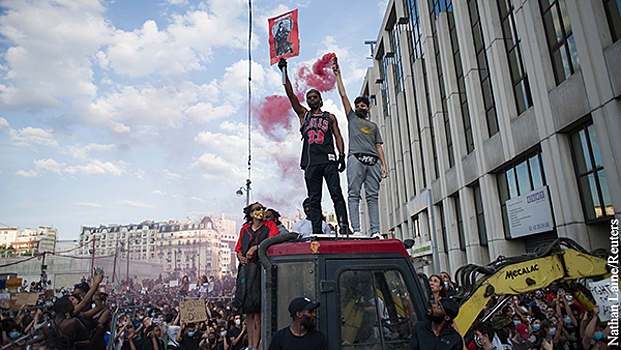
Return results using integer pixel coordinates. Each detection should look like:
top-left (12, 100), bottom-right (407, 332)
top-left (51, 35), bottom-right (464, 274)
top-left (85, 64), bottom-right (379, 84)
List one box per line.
top-left (252, 207), bottom-right (265, 219)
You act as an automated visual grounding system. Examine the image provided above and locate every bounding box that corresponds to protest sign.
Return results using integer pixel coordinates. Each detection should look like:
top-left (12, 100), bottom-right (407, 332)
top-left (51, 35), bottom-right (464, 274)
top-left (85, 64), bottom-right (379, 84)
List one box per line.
top-left (26, 293), bottom-right (39, 306)
top-left (169, 280), bottom-right (178, 287)
top-left (268, 9), bottom-right (299, 65)
top-left (180, 299), bottom-right (207, 323)
top-left (588, 277), bottom-right (619, 322)
top-left (5, 278), bottom-right (22, 289)
top-left (14, 293), bottom-right (29, 308)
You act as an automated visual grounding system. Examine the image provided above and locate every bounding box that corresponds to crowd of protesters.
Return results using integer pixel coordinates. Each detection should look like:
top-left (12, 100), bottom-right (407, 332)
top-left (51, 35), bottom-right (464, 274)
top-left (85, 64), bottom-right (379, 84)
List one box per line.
top-left (425, 274), bottom-right (614, 350)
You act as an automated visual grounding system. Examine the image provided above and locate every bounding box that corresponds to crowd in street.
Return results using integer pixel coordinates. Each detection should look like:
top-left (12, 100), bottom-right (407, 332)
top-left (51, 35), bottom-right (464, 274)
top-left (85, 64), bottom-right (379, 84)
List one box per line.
top-left (424, 274), bottom-right (613, 350)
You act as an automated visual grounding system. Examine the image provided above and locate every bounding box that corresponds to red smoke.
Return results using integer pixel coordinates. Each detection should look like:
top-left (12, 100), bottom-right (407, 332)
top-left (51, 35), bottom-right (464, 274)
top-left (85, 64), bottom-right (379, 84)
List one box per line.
top-left (254, 95), bottom-right (294, 141)
top-left (253, 53), bottom-right (336, 184)
top-left (294, 53), bottom-right (337, 94)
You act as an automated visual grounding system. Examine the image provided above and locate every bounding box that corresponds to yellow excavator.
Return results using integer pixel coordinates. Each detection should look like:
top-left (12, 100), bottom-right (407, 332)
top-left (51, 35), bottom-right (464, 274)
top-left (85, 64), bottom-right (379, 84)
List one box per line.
top-left (452, 237), bottom-right (612, 333)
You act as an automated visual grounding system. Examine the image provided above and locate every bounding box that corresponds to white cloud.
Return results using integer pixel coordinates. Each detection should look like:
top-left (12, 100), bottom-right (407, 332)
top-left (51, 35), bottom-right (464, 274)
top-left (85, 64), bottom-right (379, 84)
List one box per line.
top-left (15, 169), bottom-right (40, 177)
top-left (105, 0), bottom-right (248, 78)
top-left (191, 153), bottom-right (244, 180)
top-left (34, 158), bottom-right (63, 176)
top-left (64, 159), bottom-right (125, 176)
top-left (185, 102), bottom-right (236, 124)
top-left (75, 202), bottom-right (102, 208)
top-left (9, 127), bottom-right (59, 148)
top-left (165, 0), bottom-right (189, 5)
top-left (161, 169), bottom-right (182, 180)
top-left (189, 197), bottom-right (206, 203)
top-left (0, 117), bottom-right (8, 129)
top-left (152, 190), bottom-right (167, 195)
top-left (63, 143), bottom-right (116, 160)
top-left (116, 200), bottom-right (155, 208)
top-left (0, 0), bottom-right (112, 108)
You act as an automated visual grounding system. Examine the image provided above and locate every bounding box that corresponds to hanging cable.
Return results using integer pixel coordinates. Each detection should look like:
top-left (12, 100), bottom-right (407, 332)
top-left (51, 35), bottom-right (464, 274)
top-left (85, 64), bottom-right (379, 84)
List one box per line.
top-left (246, 0), bottom-right (253, 206)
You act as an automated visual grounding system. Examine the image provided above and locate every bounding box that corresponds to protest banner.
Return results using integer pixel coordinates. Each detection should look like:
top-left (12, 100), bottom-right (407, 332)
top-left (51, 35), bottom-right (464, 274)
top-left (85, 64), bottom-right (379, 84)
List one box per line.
top-left (588, 277), bottom-right (619, 322)
top-left (268, 9), bottom-right (299, 65)
top-left (5, 278), bottom-right (22, 289)
top-left (180, 299), bottom-right (207, 323)
top-left (14, 293), bottom-right (29, 308)
top-left (26, 293), bottom-right (39, 306)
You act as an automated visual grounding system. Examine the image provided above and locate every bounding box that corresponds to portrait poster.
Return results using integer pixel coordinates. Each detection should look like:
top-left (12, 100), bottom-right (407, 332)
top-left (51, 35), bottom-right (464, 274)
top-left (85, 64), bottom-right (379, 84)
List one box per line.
top-left (268, 9), bottom-right (299, 65)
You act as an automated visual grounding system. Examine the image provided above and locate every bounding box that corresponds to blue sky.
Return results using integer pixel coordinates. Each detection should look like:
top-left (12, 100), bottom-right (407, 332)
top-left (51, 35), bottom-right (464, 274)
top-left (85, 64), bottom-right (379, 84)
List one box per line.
top-left (0, 0), bottom-right (387, 239)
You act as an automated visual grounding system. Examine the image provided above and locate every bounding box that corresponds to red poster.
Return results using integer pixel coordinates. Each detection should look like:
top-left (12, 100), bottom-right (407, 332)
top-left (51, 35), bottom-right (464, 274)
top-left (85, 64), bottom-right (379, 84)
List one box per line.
top-left (268, 9), bottom-right (299, 65)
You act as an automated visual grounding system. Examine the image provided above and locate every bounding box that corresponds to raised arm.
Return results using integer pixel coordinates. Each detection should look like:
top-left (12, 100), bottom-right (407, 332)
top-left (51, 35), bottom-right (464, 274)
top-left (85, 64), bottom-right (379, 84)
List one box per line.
top-left (74, 272), bottom-right (104, 316)
top-left (333, 60), bottom-right (352, 115)
top-left (331, 114), bottom-right (345, 156)
top-left (279, 58), bottom-right (306, 124)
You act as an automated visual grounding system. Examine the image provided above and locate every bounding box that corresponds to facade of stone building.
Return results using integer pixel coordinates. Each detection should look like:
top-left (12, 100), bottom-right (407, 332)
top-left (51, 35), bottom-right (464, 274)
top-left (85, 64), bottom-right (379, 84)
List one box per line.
top-left (78, 215), bottom-right (238, 279)
top-left (359, 0), bottom-right (620, 275)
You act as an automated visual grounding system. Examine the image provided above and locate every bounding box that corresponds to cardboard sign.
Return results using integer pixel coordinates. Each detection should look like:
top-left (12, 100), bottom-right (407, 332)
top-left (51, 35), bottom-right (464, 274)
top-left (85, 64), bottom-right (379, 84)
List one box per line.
top-left (5, 278), bottom-right (22, 289)
top-left (0, 299), bottom-right (10, 309)
top-left (14, 293), bottom-right (29, 308)
top-left (589, 277), bottom-right (620, 322)
top-left (44, 290), bottom-right (54, 299)
top-left (26, 293), bottom-right (39, 306)
top-left (169, 280), bottom-right (178, 287)
top-left (180, 299), bottom-right (207, 323)
top-left (268, 9), bottom-right (299, 65)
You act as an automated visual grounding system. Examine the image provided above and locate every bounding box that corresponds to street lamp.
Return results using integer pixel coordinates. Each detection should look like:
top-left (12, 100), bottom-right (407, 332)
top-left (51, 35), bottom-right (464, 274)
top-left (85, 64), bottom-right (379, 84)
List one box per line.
top-left (236, 179), bottom-right (252, 206)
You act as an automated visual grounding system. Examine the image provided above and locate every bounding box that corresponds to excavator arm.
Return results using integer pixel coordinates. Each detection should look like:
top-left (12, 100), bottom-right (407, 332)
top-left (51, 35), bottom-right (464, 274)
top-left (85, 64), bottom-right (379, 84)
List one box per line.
top-left (454, 239), bottom-right (610, 334)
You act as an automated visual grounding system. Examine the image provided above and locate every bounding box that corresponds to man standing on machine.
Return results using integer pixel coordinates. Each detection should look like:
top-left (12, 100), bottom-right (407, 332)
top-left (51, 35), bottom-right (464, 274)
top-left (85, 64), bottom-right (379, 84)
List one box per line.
top-left (279, 58), bottom-right (349, 235)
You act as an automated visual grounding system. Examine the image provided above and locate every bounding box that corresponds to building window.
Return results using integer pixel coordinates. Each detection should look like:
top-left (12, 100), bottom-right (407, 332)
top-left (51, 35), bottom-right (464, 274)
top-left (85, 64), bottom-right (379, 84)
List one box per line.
top-left (540, 0), bottom-right (580, 85)
top-left (604, 0), bottom-right (621, 42)
top-left (452, 193), bottom-right (466, 251)
top-left (472, 182), bottom-right (488, 246)
top-left (468, 0), bottom-right (499, 136)
top-left (569, 121), bottom-right (615, 221)
top-left (498, 0), bottom-right (533, 115)
top-left (497, 151), bottom-right (548, 238)
top-left (438, 203), bottom-right (448, 254)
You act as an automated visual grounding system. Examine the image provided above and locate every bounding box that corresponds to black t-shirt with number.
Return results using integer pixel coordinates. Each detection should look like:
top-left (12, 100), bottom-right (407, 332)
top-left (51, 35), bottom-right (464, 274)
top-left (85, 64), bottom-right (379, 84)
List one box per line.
top-left (300, 111), bottom-right (336, 169)
top-left (267, 327), bottom-right (327, 350)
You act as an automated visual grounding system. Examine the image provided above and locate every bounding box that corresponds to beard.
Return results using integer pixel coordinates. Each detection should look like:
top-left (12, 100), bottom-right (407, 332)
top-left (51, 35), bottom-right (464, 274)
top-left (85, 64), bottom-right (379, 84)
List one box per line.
top-left (425, 311), bottom-right (445, 324)
top-left (301, 314), bottom-right (316, 330)
top-left (308, 100), bottom-right (321, 110)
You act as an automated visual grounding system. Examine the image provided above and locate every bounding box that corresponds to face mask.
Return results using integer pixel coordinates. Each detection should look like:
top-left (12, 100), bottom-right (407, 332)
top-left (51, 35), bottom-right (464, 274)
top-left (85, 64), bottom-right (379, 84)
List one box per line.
top-left (566, 295), bottom-right (573, 301)
top-left (533, 324), bottom-right (541, 331)
top-left (208, 338), bottom-right (215, 344)
top-left (514, 321), bottom-right (521, 326)
top-left (9, 332), bottom-right (19, 339)
top-left (235, 319), bottom-right (241, 326)
top-left (564, 317), bottom-right (572, 325)
top-left (92, 303), bottom-right (96, 309)
top-left (474, 336), bottom-right (486, 347)
top-left (138, 316), bottom-right (144, 320)
top-left (220, 331), bottom-right (226, 337)
top-left (252, 208), bottom-right (264, 219)
top-left (46, 301), bottom-right (53, 307)
top-left (188, 331), bottom-right (196, 337)
top-left (355, 108), bottom-right (368, 118)
top-left (548, 327), bottom-right (557, 336)
top-left (593, 332), bottom-right (603, 341)
top-left (443, 281), bottom-right (449, 288)
top-left (151, 313), bottom-right (155, 317)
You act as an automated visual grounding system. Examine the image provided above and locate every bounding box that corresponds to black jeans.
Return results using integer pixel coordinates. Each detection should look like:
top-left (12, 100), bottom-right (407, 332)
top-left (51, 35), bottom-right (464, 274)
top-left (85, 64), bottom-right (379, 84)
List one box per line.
top-left (304, 162), bottom-right (348, 234)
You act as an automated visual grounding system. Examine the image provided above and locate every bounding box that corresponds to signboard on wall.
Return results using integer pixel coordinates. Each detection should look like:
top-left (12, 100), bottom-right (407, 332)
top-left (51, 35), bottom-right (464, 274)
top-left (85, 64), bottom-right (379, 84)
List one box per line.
top-left (506, 186), bottom-right (554, 238)
top-left (410, 241), bottom-right (432, 258)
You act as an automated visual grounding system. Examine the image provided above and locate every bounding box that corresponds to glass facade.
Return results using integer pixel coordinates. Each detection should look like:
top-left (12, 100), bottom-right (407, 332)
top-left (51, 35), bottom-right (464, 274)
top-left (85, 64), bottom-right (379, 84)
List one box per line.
top-left (604, 0), bottom-right (621, 42)
top-left (540, 0), bottom-right (580, 85)
top-left (569, 121), bottom-right (615, 221)
top-left (497, 151), bottom-right (548, 238)
top-left (498, 0), bottom-right (533, 115)
top-left (468, 0), bottom-right (500, 136)
top-left (472, 182), bottom-right (488, 246)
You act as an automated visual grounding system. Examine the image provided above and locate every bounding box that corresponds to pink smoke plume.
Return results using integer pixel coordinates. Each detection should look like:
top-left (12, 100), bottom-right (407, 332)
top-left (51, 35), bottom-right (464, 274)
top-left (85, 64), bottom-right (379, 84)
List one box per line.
top-left (293, 53), bottom-right (337, 94)
top-left (254, 53), bottom-right (336, 141)
top-left (253, 53), bottom-right (336, 184)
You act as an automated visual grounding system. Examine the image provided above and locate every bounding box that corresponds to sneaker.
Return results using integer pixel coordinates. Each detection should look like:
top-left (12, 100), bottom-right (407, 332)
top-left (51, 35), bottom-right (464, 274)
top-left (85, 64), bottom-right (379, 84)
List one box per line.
top-left (352, 231), bottom-right (364, 236)
top-left (371, 232), bottom-right (384, 239)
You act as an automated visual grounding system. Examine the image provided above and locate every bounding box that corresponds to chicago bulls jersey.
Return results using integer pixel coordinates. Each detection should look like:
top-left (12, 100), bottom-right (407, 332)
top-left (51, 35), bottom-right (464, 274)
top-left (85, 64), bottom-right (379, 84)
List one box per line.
top-left (299, 111), bottom-right (336, 169)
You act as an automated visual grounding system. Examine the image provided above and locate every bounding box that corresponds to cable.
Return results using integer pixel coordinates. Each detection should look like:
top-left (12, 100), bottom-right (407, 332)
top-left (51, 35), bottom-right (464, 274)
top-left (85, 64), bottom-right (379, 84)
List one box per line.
top-left (247, 0), bottom-right (253, 206)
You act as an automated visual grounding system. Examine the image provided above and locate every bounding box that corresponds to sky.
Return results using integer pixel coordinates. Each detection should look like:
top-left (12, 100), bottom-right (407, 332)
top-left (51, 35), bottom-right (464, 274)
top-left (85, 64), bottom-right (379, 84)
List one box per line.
top-left (0, 0), bottom-right (388, 239)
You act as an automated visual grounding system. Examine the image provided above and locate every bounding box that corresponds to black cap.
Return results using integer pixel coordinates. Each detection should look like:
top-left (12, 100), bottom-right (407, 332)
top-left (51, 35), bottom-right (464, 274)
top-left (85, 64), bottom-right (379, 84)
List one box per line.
top-left (438, 298), bottom-right (459, 320)
top-left (306, 89), bottom-right (322, 99)
top-left (288, 297), bottom-right (320, 317)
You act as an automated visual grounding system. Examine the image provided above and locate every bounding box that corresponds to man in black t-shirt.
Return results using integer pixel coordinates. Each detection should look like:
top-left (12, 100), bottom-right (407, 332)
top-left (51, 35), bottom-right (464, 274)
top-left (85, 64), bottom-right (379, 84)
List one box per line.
top-left (228, 315), bottom-right (245, 350)
top-left (176, 322), bottom-right (208, 350)
top-left (268, 297), bottom-right (327, 350)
